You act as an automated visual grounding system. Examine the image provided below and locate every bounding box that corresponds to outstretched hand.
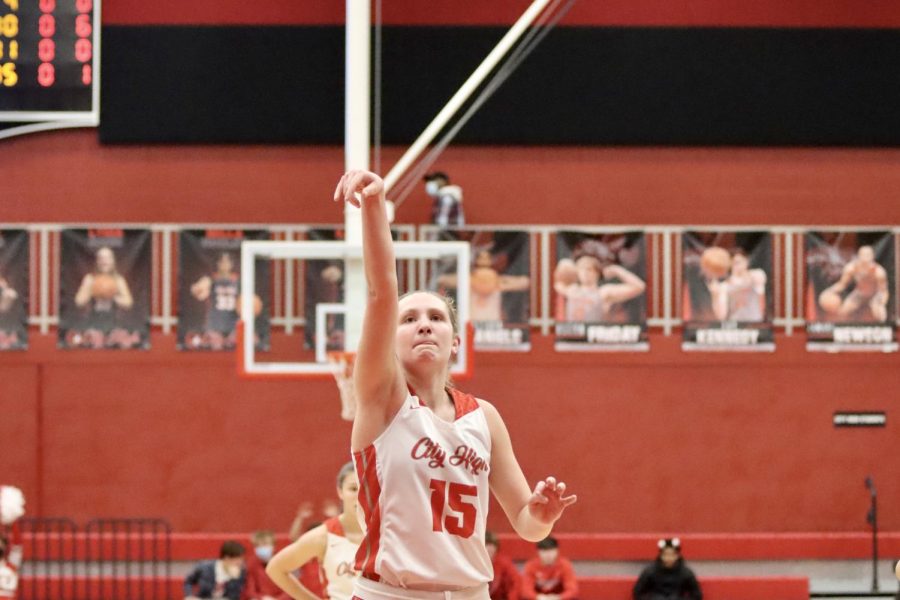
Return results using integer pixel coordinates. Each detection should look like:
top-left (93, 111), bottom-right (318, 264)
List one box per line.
top-left (333, 170), bottom-right (385, 208)
top-left (527, 476), bottom-right (577, 525)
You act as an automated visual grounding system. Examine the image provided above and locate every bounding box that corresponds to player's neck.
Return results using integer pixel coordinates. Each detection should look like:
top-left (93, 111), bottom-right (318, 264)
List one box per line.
top-left (407, 376), bottom-right (452, 413)
top-left (339, 511), bottom-right (362, 535)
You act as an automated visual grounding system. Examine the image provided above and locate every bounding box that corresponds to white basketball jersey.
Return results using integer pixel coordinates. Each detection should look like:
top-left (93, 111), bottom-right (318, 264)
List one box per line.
top-left (321, 516), bottom-right (360, 600)
top-left (353, 388), bottom-right (493, 591)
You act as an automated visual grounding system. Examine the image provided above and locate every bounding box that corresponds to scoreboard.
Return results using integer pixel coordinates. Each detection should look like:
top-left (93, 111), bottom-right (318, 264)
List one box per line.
top-left (0, 0), bottom-right (99, 123)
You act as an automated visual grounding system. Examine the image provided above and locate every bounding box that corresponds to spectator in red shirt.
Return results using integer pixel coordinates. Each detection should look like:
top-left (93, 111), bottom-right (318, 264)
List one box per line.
top-left (486, 531), bottom-right (521, 600)
top-left (522, 536), bottom-right (578, 600)
top-left (244, 530), bottom-right (283, 600)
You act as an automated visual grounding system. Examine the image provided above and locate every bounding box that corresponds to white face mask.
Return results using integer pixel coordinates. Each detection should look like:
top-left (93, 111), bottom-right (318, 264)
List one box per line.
top-left (425, 181), bottom-right (441, 196)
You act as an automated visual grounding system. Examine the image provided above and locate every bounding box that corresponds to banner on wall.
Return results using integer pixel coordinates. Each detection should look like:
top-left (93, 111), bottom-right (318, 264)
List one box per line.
top-left (427, 228), bottom-right (531, 352)
top-left (58, 229), bottom-right (151, 350)
top-left (178, 230), bottom-right (270, 351)
top-left (805, 231), bottom-right (897, 352)
top-left (682, 231), bottom-right (774, 351)
top-left (304, 228), bottom-right (346, 351)
top-left (553, 231), bottom-right (648, 351)
top-left (0, 230), bottom-right (29, 350)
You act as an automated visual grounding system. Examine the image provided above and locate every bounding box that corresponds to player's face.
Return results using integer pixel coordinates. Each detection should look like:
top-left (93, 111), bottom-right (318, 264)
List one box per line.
top-left (95, 248), bottom-right (115, 273)
top-left (217, 254), bottom-right (234, 273)
top-left (660, 547), bottom-right (679, 568)
top-left (475, 251), bottom-right (493, 269)
top-left (538, 547), bottom-right (558, 566)
top-left (575, 257), bottom-right (600, 286)
top-left (857, 246), bottom-right (875, 266)
top-left (731, 254), bottom-right (748, 275)
top-left (397, 292), bottom-right (459, 370)
top-left (338, 471), bottom-right (359, 514)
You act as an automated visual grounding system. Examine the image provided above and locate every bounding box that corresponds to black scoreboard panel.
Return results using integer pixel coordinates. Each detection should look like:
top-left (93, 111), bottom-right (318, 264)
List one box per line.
top-left (0, 0), bottom-right (98, 121)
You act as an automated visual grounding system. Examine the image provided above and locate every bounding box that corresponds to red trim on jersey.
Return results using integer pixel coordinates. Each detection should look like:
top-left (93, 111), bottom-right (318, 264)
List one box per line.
top-left (352, 445), bottom-right (382, 582)
top-left (449, 388), bottom-right (480, 419)
top-left (324, 515), bottom-right (345, 537)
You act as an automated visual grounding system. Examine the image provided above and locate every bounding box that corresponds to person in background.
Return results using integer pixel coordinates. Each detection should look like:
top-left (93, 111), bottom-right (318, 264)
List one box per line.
top-left (522, 536), bottom-right (578, 600)
top-left (244, 530), bottom-right (282, 600)
top-left (424, 171), bottom-right (465, 227)
top-left (632, 538), bottom-right (702, 600)
top-left (183, 540), bottom-right (246, 600)
top-left (486, 531), bottom-right (521, 600)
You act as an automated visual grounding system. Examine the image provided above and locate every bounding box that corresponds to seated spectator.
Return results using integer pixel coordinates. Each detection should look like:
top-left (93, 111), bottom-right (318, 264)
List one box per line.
top-left (522, 536), bottom-right (578, 600)
top-left (633, 538), bottom-right (702, 600)
top-left (183, 540), bottom-right (246, 600)
top-left (486, 531), bottom-right (521, 600)
top-left (244, 530), bottom-right (282, 600)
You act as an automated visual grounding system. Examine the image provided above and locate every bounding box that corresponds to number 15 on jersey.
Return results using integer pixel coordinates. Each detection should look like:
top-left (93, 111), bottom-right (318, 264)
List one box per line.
top-left (429, 478), bottom-right (477, 538)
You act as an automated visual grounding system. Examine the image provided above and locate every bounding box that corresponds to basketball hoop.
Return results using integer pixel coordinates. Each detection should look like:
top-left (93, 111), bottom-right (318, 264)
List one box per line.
top-left (327, 351), bottom-right (357, 422)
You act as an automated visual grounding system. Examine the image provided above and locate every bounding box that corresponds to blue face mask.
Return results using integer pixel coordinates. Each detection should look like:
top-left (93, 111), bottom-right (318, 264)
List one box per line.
top-left (255, 546), bottom-right (273, 562)
top-left (425, 181), bottom-right (441, 196)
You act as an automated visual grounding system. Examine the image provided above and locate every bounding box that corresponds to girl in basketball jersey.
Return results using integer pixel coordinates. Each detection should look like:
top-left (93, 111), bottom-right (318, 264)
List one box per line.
top-left (267, 463), bottom-right (363, 600)
top-left (73, 246), bottom-right (134, 346)
top-left (334, 170), bottom-right (577, 600)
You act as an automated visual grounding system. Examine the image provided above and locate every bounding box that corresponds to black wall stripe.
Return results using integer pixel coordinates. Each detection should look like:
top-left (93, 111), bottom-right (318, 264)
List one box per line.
top-left (99, 26), bottom-right (900, 145)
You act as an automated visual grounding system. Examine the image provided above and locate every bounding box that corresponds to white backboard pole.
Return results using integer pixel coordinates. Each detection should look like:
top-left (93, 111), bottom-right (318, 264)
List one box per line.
top-left (344, 0), bottom-right (371, 352)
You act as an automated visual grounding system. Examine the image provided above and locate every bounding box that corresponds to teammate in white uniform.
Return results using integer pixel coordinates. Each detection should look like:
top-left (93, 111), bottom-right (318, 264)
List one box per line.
top-left (267, 463), bottom-right (363, 600)
top-left (334, 170), bottom-right (577, 600)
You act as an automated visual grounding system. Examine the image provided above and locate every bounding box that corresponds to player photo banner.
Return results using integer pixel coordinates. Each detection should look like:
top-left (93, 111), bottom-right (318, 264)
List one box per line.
top-left (59, 229), bottom-right (151, 350)
top-left (178, 230), bottom-right (270, 351)
top-left (304, 228), bottom-right (346, 351)
top-left (805, 231), bottom-right (897, 352)
top-left (0, 230), bottom-right (29, 350)
top-left (554, 231), bottom-right (648, 351)
top-left (681, 231), bottom-right (775, 351)
top-left (427, 229), bottom-right (531, 352)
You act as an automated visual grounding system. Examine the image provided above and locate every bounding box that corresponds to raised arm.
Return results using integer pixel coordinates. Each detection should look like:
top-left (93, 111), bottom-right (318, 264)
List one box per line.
top-left (599, 264), bottom-right (646, 305)
top-left (333, 171), bottom-right (406, 448)
top-left (481, 400), bottom-right (576, 542)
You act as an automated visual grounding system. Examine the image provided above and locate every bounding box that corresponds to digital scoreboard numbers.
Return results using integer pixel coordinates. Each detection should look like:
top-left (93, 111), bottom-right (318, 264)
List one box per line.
top-left (0, 0), bottom-right (99, 122)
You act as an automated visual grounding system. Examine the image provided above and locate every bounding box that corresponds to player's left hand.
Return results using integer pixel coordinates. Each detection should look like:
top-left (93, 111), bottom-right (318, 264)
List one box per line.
top-left (527, 476), bottom-right (576, 525)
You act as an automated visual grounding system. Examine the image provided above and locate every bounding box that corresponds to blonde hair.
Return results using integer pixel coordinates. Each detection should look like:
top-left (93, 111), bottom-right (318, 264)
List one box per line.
top-left (397, 290), bottom-right (459, 387)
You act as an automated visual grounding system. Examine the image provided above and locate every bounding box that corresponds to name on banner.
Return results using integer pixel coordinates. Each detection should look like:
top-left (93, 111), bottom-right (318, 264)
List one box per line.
top-left (474, 323), bottom-right (528, 347)
top-left (695, 328), bottom-right (761, 346)
top-left (556, 322), bottom-right (642, 344)
top-left (833, 327), bottom-right (893, 344)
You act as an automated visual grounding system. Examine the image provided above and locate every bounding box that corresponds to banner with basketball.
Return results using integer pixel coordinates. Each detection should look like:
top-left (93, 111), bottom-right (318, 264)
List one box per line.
top-left (178, 230), bottom-right (270, 351)
top-left (681, 231), bottom-right (774, 351)
top-left (805, 231), bottom-right (897, 352)
top-left (553, 231), bottom-right (648, 351)
top-left (303, 228), bottom-right (346, 351)
top-left (0, 230), bottom-right (29, 351)
top-left (58, 229), bottom-right (151, 350)
top-left (426, 228), bottom-right (531, 352)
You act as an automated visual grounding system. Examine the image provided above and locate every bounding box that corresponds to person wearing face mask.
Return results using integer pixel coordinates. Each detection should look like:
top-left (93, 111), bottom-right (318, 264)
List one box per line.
top-left (632, 538), bottom-right (702, 600)
top-left (267, 462), bottom-right (363, 600)
top-left (424, 171), bottom-right (465, 228)
top-left (183, 540), bottom-right (246, 600)
top-left (245, 531), bottom-right (283, 600)
top-left (521, 536), bottom-right (578, 600)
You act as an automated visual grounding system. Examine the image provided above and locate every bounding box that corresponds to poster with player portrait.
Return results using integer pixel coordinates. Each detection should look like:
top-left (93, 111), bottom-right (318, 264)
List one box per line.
top-left (427, 228), bottom-right (531, 352)
top-left (805, 231), bottom-right (897, 352)
top-left (178, 230), bottom-right (270, 351)
top-left (0, 230), bottom-right (29, 350)
top-left (304, 228), bottom-right (346, 351)
top-left (59, 229), bottom-right (151, 350)
top-left (554, 231), bottom-right (648, 351)
top-left (682, 231), bottom-right (774, 351)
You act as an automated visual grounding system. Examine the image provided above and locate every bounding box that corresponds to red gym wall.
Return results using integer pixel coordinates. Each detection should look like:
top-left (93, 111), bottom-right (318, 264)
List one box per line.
top-left (1, 130), bottom-right (899, 533)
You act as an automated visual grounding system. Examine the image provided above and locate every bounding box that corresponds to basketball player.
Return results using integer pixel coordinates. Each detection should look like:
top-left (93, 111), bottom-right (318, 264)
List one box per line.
top-left (0, 486), bottom-right (24, 600)
top-left (437, 250), bottom-right (530, 322)
top-left (73, 246), bottom-right (134, 347)
top-left (334, 170), bottom-right (576, 600)
top-left (707, 251), bottom-right (766, 322)
top-left (190, 252), bottom-right (243, 350)
top-left (267, 463), bottom-right (363, 600)
top-left (818, 245), bottom-right (889, 322)
top-left (554, 254), bottom-right (645, 322)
